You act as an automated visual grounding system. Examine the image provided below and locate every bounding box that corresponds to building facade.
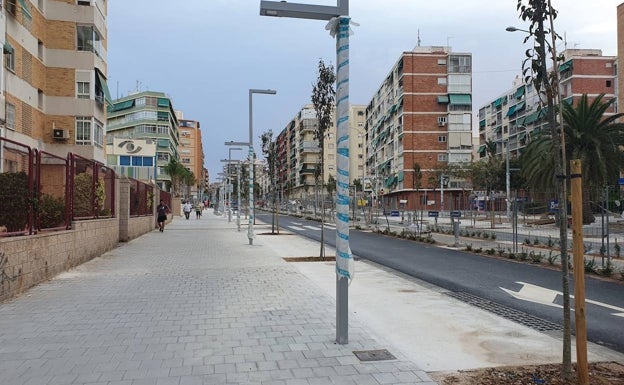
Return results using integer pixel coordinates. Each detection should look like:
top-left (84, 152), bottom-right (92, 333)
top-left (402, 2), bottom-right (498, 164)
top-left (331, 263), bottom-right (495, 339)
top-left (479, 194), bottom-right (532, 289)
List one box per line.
top-left (478, 49), bottom-right (617, 161)
top-left (271, 104), bottom-right (366, 206)
top-left (177, 114), bottom-right (204, 200)
top-left (365, 46), bottom-right (473, 212)
top-left (106, 91), bottom-right (179, 191)
top-left (2, 0), bottom-right (111, 165)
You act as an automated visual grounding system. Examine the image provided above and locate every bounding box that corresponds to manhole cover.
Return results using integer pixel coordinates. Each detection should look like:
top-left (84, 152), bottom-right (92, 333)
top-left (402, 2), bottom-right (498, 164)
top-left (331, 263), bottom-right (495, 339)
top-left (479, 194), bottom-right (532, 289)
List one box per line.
top-left (353, 349), bottom-right (396, 362)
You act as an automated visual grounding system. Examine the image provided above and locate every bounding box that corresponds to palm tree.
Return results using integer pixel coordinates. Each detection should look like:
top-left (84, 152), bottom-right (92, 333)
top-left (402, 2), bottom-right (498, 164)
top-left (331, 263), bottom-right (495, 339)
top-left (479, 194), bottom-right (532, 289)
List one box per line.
top-left (163, 158), bottom-right (186, 197)
top-left (521, 94), bottom-right (624, 222)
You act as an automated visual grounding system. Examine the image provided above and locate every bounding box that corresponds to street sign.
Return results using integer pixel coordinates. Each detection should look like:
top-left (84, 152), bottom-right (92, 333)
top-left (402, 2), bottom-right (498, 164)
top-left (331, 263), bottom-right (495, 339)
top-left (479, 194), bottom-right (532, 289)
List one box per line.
top-left (549, 199), bottom-right (559, 213)
top-left (450, 210), bottom-right (462, 218)
top-left (390, 210), bottom-right (400, 217)
top-left (618, 178), bottom-right (624, 185)
top-left (428, 211), bottom-right (439, 217)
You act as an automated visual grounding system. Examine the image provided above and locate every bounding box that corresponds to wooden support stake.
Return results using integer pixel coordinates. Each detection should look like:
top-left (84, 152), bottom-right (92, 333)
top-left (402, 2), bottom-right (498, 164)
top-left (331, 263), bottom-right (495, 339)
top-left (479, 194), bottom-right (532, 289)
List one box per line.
top-left (570, 159), bottom-right (588, 384)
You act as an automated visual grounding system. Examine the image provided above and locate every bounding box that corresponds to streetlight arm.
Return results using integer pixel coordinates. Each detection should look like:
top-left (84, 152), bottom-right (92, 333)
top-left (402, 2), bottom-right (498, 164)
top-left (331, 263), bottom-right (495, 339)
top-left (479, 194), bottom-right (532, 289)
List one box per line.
top-left (260, 0), bottom-right (346, 20)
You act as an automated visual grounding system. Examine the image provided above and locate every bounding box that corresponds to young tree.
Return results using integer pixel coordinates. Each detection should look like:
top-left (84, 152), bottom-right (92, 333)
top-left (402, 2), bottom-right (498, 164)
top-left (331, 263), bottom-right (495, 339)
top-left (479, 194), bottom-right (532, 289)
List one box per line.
top-left (311, 59), bottom-right (336, 258)
top-left (516, 0), bottom-right (571, 378)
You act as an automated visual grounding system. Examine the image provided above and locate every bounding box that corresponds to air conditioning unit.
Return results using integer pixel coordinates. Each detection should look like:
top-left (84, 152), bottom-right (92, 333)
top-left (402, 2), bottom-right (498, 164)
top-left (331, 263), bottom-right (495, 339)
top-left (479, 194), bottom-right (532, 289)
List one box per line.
top-left (438, 121), bottom-right (446, 127)
top-left (53, 128), bottom-right (69, 139)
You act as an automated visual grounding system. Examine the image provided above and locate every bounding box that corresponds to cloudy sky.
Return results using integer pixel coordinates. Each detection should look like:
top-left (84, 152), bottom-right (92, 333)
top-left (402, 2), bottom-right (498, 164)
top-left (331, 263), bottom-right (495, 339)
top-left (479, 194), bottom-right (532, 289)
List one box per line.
top-left (107, 0), bottom-right (622, 181)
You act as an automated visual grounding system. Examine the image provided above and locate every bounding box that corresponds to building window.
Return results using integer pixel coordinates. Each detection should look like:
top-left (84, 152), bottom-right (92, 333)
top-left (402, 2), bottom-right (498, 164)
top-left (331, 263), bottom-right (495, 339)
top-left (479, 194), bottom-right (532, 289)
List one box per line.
top-left (94, 119), bottom-right (103, 147)
top-left (77, 81), bottom-right (90, 99)
top-left (437, 153), bottom-right (448, 162)
top-left (437, 77), bottom-right (447, 85)
top-left (438, 136), bottom-right (447, 143)
top-left (437, 116), bottom-right (447, 126)
top-left (448, 55), bottom-right (471, 73)
top-left (437, 59), bottom-right (447, 65)
top-left (76, 25), bottom-right (102, 56)
top-left (77, 0), bottom-right (91, 5)
top-left (75, 116), bottom-right (92, 145)
top-left (6, 103), bottom-right (15, 130)
top-left (37, 40), bottom-right (44, 60)
top-left (38, 89), bottom-right (43, 109)
top-left (6, 0), bottom-right (17, 15)
top-left (607, 80), bottom-right (612, 87)
top-left (119, 156), bottom-right (130, 166)
top-left (5, 47), bottom-right (15, 72)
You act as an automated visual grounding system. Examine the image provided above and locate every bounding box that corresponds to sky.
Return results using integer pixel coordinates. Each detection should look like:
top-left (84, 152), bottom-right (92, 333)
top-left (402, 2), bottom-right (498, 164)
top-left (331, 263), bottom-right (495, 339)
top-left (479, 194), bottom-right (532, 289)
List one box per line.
top-left (106, 0), bottom-right (622, 181)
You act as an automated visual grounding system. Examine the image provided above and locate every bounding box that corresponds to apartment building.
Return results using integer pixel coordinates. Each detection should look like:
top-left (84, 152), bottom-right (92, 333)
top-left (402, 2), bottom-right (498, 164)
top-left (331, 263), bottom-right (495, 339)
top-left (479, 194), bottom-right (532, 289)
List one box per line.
top-left (366, 46), bottom-right (473, 212)
top-left (478, 49), bottom-right (617, 161)
top-left (272, 104), bottom-right (366, 205)
top-left (1, 0), bottom-right (110, 164)
top-left (106, 91), bottom-right (179, 191)
top-left (177, 114), bottom-right (205, 199)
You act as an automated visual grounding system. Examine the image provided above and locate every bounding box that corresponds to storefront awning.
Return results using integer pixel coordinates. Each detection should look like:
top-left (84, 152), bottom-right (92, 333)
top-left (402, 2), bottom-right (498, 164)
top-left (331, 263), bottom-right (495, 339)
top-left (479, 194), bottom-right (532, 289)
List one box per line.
top-left (449, 94), bottom-right (472, 105)
top-left (95, 70), bottom-right (113, 106)
top-left (559, 60), bottom-right (573, 73)
top-left (513, 85), bottom-right (525, 99)
top-left (477, 144), bottom-right (486, 154)
top-left (3, 41), bottom-right (13, 54)
top-left (506, 105), bottom-right (517, 117)
top-left (110, 99), bottom-right (134, 112)
top-left (18, 0), bottom-right (32, 19)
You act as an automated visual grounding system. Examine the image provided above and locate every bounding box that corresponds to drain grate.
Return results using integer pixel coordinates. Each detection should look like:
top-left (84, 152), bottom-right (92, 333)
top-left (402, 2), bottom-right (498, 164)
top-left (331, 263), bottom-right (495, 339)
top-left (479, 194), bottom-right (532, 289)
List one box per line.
top-left (446, 291), bottom-right (562, 332)
top-left (353, 349), bottom-right (397, 362)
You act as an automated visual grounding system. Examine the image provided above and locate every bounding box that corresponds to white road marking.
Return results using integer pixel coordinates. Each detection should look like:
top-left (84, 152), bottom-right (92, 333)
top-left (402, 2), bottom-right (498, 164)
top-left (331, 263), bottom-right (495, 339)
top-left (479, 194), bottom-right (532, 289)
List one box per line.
top-left (500, 281), bottom-right (624, 318)
top-left (288, 226), bottom-right (305, 231)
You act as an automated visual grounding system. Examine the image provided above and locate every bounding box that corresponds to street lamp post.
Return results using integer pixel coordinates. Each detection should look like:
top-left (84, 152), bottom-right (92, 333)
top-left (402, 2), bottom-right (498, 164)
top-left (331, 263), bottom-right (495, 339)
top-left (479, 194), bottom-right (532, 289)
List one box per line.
top-left (495, 138), bottom-right (511, 220)
top-left (248, 89), bottom-right (276, 245)
top-left (224, 148), bottom-right (243, 223)
top-left (260, 0), bottom-right (352, 345)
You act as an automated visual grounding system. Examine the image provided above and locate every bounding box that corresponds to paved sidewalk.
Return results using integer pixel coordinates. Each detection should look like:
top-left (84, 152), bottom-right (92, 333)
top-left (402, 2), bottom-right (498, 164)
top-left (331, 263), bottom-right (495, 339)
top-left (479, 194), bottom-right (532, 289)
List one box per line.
top-left (0, 213), bottom-right (436, 385)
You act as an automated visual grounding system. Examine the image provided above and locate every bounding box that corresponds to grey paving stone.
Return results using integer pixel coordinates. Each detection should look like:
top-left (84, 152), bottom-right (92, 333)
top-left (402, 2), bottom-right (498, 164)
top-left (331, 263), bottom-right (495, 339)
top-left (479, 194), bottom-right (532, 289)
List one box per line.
top-left (0, 216), bottom-right (435, 385)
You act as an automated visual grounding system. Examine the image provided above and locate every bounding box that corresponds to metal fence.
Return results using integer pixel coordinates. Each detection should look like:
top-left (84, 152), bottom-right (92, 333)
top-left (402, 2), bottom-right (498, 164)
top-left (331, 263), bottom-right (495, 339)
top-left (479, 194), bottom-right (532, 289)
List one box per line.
top-left (36, 150), bottom-right (70, 231)
top-left (0, 138), bottom-right (116, 237)
top-left (70, 154), bottom-right (115, 220)
top-left (129, 177), bottom-right (153, 217)
top-left (0, 138), bottom-right (35, 236)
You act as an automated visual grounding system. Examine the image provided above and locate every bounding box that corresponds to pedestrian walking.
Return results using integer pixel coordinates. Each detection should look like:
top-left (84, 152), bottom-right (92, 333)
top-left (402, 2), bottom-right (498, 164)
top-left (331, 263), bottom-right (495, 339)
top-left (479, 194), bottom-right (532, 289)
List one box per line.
top-left (195, 201), bottom-right (203, 219)
top-left (156, 200), bottom-right (169, 232)
top-left (183, 201), bottom-right (192, 220)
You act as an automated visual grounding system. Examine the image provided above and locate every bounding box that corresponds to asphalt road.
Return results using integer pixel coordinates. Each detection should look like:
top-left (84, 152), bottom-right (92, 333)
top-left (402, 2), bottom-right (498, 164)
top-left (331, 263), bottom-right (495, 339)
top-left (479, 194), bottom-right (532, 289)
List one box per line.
top-left (257, 212), bottom-right (624, 353)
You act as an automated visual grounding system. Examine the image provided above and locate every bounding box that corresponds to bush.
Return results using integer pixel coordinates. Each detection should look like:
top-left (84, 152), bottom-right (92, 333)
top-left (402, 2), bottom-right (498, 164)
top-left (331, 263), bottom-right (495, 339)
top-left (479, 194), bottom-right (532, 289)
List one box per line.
top-left (533, 237), bottom-right (540, 245)
top-left (547, 236), bottom-right (554, 248)
top-left (600, 260), bottom-right (615, 277)
top-left (465, 244), bottom-right (473, 251)
top-left (547, 251), bottom-right (558, 265)
top-left (485, 248), bottom-right (495, 255)
top-left (490, 232), bottom-right (496, 240)
top-left (584, 258), bottom-right (597, 273)
top-left (524, 238), bottom-right (531, 245)
top-left (518, 251), bottom-right (528, 261)
top-left (529, 251), bottom-right (543, 264)
top-left (39, 194), bottom-right (65, 228)
top-left (615, 240), bottom-right (621, 258)
top-left (474, 247), bottom-right (483, 253)
top-left (0, 172), bottom-right (30, 232)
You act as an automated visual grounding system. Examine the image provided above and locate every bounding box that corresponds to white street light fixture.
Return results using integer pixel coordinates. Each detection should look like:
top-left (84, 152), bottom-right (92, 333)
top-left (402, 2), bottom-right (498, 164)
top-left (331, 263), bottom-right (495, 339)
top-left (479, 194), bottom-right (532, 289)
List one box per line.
top-left (260, 0), bottom-right (347, 20)
top-left (260, 0), bottom-right (352, 345)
